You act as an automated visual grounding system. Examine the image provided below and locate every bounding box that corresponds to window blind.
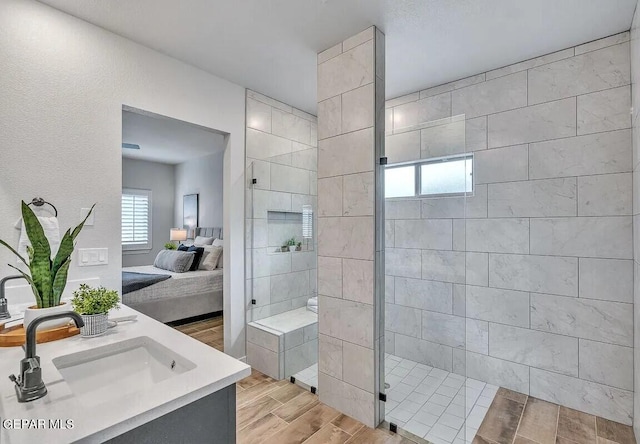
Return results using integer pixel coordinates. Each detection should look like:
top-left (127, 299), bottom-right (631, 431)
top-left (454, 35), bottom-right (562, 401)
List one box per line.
top-left (122, 189), bottom-right (152, 250)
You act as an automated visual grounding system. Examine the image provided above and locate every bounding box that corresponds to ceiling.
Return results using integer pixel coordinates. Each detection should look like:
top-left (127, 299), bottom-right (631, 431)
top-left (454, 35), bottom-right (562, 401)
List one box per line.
top-left (122, 110), bottom-right (226, 164)
top-left (40, 0), bottom-right (637, 114)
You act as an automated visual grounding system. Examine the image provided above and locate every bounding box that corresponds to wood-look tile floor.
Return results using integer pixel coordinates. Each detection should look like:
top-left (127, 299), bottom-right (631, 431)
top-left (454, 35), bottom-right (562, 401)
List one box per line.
top-left (473, 388), bottom-right (636, 444)
top-left (173, 315), bottom-right (419, 444)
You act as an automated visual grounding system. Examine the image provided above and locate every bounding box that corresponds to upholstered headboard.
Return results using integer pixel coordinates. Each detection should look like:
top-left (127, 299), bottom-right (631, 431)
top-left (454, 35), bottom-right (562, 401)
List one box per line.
top-left (194, 227), bottom-right (223, 239)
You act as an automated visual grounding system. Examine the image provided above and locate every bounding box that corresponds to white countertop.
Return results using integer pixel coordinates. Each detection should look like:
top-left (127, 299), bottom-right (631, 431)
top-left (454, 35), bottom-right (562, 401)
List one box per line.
top-left (0, 305), bottom-right (250, 444)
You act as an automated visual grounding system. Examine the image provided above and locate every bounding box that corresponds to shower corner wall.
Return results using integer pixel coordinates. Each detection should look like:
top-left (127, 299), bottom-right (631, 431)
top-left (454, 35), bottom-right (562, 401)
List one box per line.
top-left (244, 89), bottom-right (319, 387)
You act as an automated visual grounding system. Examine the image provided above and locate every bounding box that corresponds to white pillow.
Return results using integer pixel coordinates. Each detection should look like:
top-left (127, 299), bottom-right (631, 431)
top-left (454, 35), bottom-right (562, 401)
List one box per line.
top-left (199, 246), bottom-right (223, 270)
top-left (212, 238), bottom-right (223, 247)
top-left (194, 236), bottom-right (215, 246)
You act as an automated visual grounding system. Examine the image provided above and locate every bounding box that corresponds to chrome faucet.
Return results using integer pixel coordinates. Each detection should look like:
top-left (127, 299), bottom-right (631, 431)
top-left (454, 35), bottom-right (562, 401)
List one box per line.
top-left (0, 275), bottom-right (24, 320)
top-left (9, 311), bottom-right (84, 402)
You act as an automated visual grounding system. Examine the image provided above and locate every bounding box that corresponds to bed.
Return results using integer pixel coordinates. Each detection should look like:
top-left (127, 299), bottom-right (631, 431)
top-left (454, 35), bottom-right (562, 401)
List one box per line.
top-left (122, 227), bottom-right (224, 323)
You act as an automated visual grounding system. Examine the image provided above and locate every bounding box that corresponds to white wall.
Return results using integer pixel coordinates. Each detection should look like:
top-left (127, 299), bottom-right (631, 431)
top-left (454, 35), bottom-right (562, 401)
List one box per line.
top-left (0, 0), bottom-right (246, 358)
top-left (122, 158), bottom-right (176, 267)
top-left (174, 151), bottom-right (224, 230)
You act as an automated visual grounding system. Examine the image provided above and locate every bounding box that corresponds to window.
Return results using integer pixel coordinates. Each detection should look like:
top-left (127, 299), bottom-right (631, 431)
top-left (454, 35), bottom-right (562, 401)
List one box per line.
top-left (385, 154), bottom-right (473, 198)
top-left (122, 189), bottom-right (152, 251)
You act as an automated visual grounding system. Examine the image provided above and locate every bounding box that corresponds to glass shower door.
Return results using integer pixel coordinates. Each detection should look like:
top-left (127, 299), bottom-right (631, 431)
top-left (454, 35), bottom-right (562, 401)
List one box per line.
top-left (382, 111), bottom-right (471, 442)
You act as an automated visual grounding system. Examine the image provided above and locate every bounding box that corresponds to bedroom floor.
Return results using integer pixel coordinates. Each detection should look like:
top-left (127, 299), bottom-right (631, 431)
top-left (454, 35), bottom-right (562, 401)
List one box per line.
top-left (172, 315), bottom-right (224, 352)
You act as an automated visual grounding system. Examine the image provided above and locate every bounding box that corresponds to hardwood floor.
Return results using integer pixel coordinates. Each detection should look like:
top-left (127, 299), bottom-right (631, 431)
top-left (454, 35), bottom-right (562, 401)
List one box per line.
top-left (173, 315), bottom-right (419, 444)
top-left (474, 388), bottom-right (636, 444)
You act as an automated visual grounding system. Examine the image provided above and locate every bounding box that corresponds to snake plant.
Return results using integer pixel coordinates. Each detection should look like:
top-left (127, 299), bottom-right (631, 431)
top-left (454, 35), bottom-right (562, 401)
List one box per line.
top-left (0, 201), bottom-right (95, 308)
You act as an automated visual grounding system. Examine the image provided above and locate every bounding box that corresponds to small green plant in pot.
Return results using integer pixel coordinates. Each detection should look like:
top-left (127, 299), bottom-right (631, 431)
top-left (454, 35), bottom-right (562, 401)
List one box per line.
top-left (164, 242), bottom-right (177, 250)
top-left (0, 201), bottom-right (94, 330)
top-left (71, 284), bottom-right (120, 337)
top-left (285, 237), bottom-right (297, 252)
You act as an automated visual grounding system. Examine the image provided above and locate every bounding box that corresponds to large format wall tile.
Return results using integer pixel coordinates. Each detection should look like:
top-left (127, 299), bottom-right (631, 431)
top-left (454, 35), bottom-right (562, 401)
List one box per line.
top-left (466, 285), bottom-right (529, 328)
top-left (385, 131), bottom-right (420, 163)
top-left (318, 176), bottom-right (343, 217)
top-left (385, 303), bottom-right (421, 338)
top-left (530, 216), bottom-right (633, 259)
top-left (247, 97), bottom-right (272, 132)
top-left (422, 250), bottom-right (465, 284)
top-left (488, 98), bottom-right (576, 148)
top-left (577, 173), bottom-right (632, 216)
top-left (420, 118), bottom-right (465, 158)
top-left (319, 334), bottom-right (343, 379)
top-left (318, 128), bottom-right (374, 178)
top-left (528, 43), bottom-right (631, 105)
top-left (394, 333), bottom-right (453, 371)
top-left (343, 172), bottom-right (374, 216)
top-left (394, 277), bottom-right (453, 314)
top-left (578, 258), bottom-right (633, 303)
top-left (579, 340), bottom-right (633, 390)
top-left (489, 324), bottom-right (579, 376)
top-left (421, 311), bottom-right (465, 348)
top-left (489, 253), bottom-right (578, 296)
top-left (451, 71), bottom-right (527, 119)
top-left (317, 39), bottom-right (374, 102)
top-left (466, 116), bottom-right (488, 151)
top-left (342, 258), bottom-right (374, 304)
top-left (485, 47), bottom-right (575, 80)
top-left (342, 341), bottom-right (375, 392)
top-left (466, 218), bottom-right (529, 254)
top-left (466, 318), bottom-right (489, 355)
top-left (530, 293), bottom-right (633, 347)
top-left (394, 219), bottom-right (453, 250)
top-left (392, 93), bottom-right (451, 130)
top-left (317, 96), bottom-right (342, 140)
top-left (318, 216), bottom-right (374, 260)
top-left (385, 248), bottom-right (421, 278)
top-left (319, 295), bottom-right (374, 347)
top-left (466, 351), bottom-right (530, 394)
top-left (466, 252), bottom-right (488, 286)
top-left (318, 256), bottom-right (342, 298)
top-left (577, 85), bottom-right (632, 135)
top-left (530, 368), bottom-right (633, 425)
top-left (342, 83), bottom-right (375, 133)
top-left (272, 108), bottom-right (312, 145)
top-left (319, 372), bottom-right (375, 426)
top-left (473, 144), bottom-right (529, 184)
top-left (421, 184), bottom-right (488, 218)
top-left (270, 163), bottom-right (310, 194)
top-left (575, 32), bottom-right (629, 55)
top-left (529, 129), bottom-right (632, 179)
top-left (386, 199), bottom-right (421, 219)
top-left (246, 128), bottom-right (292, 160)
top-left (488, 178), bottom-right (577, 217)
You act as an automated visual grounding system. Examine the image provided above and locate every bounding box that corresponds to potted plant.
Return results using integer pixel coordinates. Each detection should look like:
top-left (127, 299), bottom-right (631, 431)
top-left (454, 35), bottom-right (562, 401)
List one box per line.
top-left (71, 284), bottom-right (120, 337)
top-left (164, 242), bottom-right (177, 250)
top-left (0, 201), bottom-right (94, 330)
top-left (285, 237), bottom-right (297, 252)
top-left (296, 241), bottom-right (302, 252)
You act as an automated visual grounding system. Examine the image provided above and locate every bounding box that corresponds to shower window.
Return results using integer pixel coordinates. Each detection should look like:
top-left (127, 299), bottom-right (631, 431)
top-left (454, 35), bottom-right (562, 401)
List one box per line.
top-left (384, 153), bottom-right (473, 198)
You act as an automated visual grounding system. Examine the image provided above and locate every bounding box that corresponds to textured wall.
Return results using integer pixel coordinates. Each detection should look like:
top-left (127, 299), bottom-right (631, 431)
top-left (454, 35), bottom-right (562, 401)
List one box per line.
top-left (385, 32), bottom-right (634, 425)
top-left (0, 0), bottom-right (247, 358)
top-left (122, 158), bottom-right (176, 266)
top-left (244, 90), bottom-right (318, 322)
top-left (316, 27), bottom-right (386, 427)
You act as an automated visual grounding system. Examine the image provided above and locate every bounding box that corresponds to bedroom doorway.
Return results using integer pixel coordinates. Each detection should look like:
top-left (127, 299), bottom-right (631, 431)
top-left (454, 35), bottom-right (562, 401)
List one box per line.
top-left (120, 107), bottom-right (230, 352)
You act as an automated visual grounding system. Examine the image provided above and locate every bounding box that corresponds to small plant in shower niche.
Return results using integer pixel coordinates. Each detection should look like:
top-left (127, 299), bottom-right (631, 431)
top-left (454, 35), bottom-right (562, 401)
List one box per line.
top-left (296, 241), bottom-right (302, 252)
top-left (282, 237), bottom-right (297, 252)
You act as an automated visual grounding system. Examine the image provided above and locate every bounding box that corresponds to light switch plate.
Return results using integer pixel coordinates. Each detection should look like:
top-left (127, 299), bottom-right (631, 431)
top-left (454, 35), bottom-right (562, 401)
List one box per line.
top-left (78, 248), bottom-right (108, 267)
top-left (81, 208), bottom-right (95, 226)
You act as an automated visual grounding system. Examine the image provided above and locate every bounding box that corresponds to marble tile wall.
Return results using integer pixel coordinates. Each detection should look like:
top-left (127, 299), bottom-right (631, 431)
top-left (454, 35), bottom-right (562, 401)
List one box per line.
top-left (631, 5), bottom-right (640, 439)
top-left (316, 27), bottom-right (385, 428)
top-left (244, 90), bottom-right (318, 323)
top-left (384, 32), bottom-right (634, 426)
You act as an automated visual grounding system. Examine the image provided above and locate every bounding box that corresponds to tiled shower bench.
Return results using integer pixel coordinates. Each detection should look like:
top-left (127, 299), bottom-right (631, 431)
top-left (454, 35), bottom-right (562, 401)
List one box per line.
top-left (246, 307), bottom-right (318, 380)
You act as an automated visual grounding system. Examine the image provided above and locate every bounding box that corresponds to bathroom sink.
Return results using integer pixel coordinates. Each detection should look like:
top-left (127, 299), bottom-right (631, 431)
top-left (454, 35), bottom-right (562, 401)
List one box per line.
top-left (52, 336), bottom-right (196, 406)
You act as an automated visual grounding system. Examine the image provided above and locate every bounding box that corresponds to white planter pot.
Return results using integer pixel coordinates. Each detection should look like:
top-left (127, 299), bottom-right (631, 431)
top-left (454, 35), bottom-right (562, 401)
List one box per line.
top-left (79, 313), bottom-right (109, 337)
top-left (23, 302), bottom-right (72, 331)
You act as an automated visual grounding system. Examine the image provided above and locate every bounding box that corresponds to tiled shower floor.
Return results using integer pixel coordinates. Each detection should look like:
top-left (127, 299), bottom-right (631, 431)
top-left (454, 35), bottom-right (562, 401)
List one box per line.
top-left (292, 362), bottom-right (318, 389)
top-left (385, 354), bottom-right (497, 444)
